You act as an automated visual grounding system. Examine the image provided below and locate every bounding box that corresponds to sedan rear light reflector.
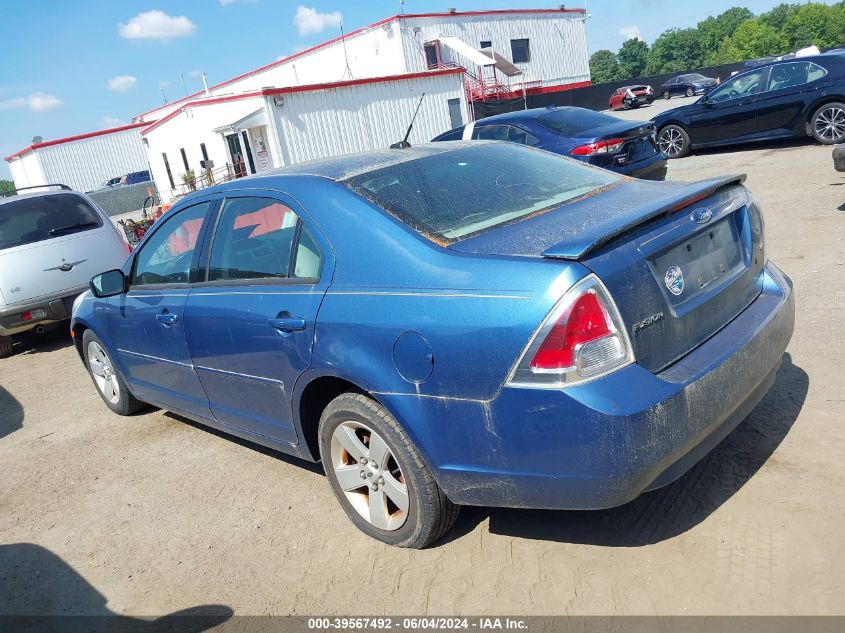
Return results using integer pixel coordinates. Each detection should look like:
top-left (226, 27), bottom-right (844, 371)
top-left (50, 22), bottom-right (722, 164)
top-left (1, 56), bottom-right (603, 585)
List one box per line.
top-left (507, 275), bottom-right (635, 388)
top-left (571, 138), bottom-right (625, 156)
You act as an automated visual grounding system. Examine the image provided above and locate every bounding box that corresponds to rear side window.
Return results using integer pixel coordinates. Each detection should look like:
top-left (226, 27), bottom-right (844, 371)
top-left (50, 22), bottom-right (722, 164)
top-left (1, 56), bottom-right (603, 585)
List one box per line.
top-left (0, 193), bottom-right (102, 250)
top-left (433, 127), bottom-right (464, 141)
top-left (208, 197), bottom-right (321, 282)
top-left (344, 143), bottom-right (619, 244)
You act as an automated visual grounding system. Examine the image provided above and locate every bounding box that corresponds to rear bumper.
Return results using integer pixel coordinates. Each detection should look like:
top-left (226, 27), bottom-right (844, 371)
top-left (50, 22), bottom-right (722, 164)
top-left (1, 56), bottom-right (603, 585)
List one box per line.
top-left (0, 285), bottom-right (86, 336)
top-left (615, 152), bottom-right (668, 180)
top-left (394, 262), bottom-right (793, 510)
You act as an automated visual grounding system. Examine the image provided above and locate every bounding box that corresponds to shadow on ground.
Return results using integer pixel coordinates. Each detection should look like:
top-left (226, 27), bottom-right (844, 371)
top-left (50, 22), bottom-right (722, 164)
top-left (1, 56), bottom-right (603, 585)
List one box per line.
top-left (162, 411), bottom-right (325, 475)
top-left (0, 384), bottom-right (24, 439)
top-left (0, 543), bottom-right (232, 632)
top-left (445, 353), bottom-right (808, 547)
top-left (5, 324), bottom-right (74, 358)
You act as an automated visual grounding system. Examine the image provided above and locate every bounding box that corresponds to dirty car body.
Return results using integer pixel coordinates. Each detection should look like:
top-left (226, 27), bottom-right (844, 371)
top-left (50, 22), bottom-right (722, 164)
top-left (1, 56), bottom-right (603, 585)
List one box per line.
top-left (71, 142), bottom-right (793, 514)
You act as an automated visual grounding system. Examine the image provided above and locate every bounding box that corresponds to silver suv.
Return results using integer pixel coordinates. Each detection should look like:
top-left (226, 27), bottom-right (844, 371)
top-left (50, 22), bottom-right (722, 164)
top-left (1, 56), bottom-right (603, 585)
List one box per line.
top-left (0, 184), bottom-right (129, 357)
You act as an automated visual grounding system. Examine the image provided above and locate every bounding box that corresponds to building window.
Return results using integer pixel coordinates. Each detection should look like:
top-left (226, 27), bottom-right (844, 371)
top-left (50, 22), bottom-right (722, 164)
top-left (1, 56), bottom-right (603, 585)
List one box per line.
top-left (480, 40), bottom-right (492, 49)
top-left (510, 38), bottom-right (530, 64)
top-left (423, 42), bottom-right (440, 69)
top-left (200, 143), bottom-right (209, 162)
top-left (180, 148), bottom-right (190, 172)
top-left (162, 153), bottom-right (175, 189)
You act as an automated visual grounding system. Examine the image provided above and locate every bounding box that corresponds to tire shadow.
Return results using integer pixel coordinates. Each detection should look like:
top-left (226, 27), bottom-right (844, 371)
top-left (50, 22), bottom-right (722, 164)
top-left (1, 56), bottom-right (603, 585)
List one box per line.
top-left (5, 324), bottom-right (74, 358)
top-left (0, 542), bottom-right (232, 631)
top-left (0, 384), bottom-right (24, 440)
top-left (444, 353), bottom-right (808, 547)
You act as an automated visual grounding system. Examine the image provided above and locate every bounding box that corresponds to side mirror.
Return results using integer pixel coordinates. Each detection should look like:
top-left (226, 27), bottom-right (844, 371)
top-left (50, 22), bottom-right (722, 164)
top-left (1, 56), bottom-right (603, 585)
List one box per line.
top-left (90, 269), bottom-right (127, 298)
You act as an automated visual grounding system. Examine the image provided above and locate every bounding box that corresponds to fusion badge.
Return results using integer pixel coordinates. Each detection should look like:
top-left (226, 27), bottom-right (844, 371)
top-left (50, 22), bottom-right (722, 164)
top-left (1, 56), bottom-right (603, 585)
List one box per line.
top-left (664, 265), bottom-right (685, 296)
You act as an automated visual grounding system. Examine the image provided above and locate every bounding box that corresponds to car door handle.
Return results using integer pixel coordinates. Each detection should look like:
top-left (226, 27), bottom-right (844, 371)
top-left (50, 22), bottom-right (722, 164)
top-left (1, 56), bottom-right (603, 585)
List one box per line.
top-left (155, 313), bottom-right (179, 326)
top-left (268, 315), bottom-right (306, 333)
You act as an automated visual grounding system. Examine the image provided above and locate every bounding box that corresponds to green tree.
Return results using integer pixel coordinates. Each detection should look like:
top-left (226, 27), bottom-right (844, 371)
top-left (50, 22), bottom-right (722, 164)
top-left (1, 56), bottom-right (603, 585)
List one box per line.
top-left (781, 2), bottom-right (845, 50)
top-left (698, 7), bottom-right (755, 63)
top-left (712, 18), bottom-right (786, 63)
top-left (617, 38), bottom-right (650, 79)
top-left (759, 3), bottom-right (800, 31)
top-left (589, 49), bottom-right (620, 84)
top-left (646, 28), bottom-right (705, 74)
top-left (0, 180), bottom-right (14, 194)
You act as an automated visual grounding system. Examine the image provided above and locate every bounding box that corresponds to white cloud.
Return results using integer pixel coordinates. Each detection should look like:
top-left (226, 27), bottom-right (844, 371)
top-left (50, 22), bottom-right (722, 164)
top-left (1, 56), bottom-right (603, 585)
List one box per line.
top-left (118, 10), bottom-right (197, 41)
top-left (294, 6), bottom-right (342, 36)
top-left (103, 117), bottom-right (127, 127)
top-left (158, 80), bottom-right (171, 89)
top-left (107, 75), bottom-right (137, 92)
top-left (0, 92), bottom-right (62, 112)
top-left (220, 0), bottom-right (258, 5)
top-left (618, 25), bottom-right (642, 41)
top-left (188, 70), bottom-right (203, 78)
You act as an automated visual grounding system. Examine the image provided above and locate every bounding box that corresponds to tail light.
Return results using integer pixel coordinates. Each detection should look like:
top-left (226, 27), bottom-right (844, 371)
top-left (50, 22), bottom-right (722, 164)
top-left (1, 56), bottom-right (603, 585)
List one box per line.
top-left (571, 138), bottom-right (625, 156)
top-left (507, 275), bottom-right (634, 388)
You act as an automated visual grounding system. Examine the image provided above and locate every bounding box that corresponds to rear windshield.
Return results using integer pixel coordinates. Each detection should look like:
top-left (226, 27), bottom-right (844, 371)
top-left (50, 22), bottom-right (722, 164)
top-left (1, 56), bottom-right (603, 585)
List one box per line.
top-left (0, 193), bottom-right (102, 250)
top-left (535, 109), bottom-right (619, 135)
top-left (344, 143), bottom-right (619, 243)
top-left (685, 73), bottom-right (707, 81)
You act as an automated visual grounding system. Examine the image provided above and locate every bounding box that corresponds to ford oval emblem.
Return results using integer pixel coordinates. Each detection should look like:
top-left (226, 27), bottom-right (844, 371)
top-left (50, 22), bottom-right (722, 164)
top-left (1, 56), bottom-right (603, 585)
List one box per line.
top-left (691, 207), bottom-right (713, 224)
top-left (664, 265), bottom-right (685, 296)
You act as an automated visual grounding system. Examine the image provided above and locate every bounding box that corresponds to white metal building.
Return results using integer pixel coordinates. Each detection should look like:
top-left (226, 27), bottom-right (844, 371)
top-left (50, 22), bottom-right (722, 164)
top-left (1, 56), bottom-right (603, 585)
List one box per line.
top-left (136, 7), bottom-right (590, 200)
top-left (4, 123), bottom-right (151, 193)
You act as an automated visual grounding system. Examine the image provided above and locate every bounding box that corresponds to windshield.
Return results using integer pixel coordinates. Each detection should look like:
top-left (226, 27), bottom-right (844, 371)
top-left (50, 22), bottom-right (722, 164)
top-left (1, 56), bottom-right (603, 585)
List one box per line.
top-left (343, 144), bottom-right (620, 243)
top-left (686, 74), bottom-right (707, 81)
top-left (536, 108), bottom-right (619, 135)
top-left (0, 193), bottom-right (102, 250)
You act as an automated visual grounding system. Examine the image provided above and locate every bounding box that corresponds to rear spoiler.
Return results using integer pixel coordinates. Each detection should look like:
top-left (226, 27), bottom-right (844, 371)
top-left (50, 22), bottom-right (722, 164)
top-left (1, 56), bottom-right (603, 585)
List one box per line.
top-left (541, 174), bottom-right (747, 260)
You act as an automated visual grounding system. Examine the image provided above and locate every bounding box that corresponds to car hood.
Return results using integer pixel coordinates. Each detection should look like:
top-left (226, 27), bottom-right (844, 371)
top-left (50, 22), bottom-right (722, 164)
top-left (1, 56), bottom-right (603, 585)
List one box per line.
top-left (652, 102), bottom-right (699, 123)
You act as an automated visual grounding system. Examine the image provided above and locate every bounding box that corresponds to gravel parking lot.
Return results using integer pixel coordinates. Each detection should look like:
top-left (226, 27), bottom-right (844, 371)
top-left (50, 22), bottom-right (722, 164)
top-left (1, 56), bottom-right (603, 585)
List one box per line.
top-left (1, 127), bottom-right (844, 617)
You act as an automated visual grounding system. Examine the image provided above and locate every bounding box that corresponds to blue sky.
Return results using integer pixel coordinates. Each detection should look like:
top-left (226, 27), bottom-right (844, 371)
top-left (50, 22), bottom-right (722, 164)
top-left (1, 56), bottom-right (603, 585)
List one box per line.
top-left (0, 0), bottom-right (835, 179)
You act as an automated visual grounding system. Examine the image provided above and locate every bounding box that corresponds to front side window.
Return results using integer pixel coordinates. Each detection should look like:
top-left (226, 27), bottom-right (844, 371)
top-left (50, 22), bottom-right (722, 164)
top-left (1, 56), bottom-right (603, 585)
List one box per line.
top-left (510, 39), bottom-right (530, 64)
top-left (344, 143), bottom-right (619, 243)
top-left (132, 202), bottom-right (210, 286)
top-left (208, 197), bottom-right (320, 282)
top-left (708, 69), bottom-right (763, 103)
top-left (0, 193), bottom-right (102, 250)
top-left (508, 126), bottom-right (540, 146)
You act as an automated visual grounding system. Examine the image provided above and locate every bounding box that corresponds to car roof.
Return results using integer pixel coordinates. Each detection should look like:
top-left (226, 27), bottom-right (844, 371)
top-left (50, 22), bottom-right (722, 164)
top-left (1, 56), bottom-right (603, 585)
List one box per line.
top-left (204, 141), bottom-right (489, 186)
top-left (467, 106), bottom-right (593, 125)
top-left (0, 188), bottom-right (83, 206)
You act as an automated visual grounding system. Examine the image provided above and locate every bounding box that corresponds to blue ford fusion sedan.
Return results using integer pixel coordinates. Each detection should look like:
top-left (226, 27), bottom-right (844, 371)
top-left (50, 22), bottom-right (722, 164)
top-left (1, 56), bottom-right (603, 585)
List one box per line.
top-left (72, 142), bottom-right (794, 548)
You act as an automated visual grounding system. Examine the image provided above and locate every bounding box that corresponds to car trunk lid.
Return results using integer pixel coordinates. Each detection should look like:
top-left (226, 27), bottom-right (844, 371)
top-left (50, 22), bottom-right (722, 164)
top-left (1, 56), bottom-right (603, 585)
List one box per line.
top-left (450, 175), bottom-right (765, 372)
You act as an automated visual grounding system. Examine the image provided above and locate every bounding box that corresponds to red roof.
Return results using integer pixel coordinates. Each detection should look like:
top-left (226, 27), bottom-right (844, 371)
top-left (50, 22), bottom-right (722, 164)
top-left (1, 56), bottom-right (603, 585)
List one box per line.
top-left (140, 67), bottom-right (465, 136)
top-left (4, 121), bottom-right (153, 162)
top-left (135, 7), bottom-right (584, 120)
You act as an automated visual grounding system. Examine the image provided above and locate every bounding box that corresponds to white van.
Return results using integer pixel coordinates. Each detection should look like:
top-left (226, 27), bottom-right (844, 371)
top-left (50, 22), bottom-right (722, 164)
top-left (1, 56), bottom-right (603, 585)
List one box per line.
top-left (0, 185), bottom-right (129, 357)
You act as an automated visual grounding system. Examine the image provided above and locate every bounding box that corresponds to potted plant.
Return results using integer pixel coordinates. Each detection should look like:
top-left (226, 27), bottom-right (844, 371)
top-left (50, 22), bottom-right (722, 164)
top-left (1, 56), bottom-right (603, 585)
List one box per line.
top-left (181, 169), bottom-right (196, 191)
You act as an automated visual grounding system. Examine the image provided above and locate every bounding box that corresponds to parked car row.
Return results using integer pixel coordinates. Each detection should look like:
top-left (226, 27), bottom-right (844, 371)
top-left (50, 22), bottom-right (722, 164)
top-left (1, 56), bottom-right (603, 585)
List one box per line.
top-left (87, 170), bottom-right (151, 194)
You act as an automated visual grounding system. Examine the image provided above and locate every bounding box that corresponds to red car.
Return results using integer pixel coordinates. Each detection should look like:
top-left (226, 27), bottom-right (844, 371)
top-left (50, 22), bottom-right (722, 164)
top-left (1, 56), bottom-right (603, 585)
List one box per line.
top-left (609, 85), bottom-right (655, 110)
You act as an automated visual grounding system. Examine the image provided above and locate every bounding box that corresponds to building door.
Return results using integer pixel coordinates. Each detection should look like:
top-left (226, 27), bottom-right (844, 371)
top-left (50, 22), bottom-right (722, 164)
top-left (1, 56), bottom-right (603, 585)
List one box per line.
top-left (225, 133), bottom-right (246, 177)
top-left (447, 98), bottom-right (463, 130)
top-left (241, 130), bottom-right (256, 174)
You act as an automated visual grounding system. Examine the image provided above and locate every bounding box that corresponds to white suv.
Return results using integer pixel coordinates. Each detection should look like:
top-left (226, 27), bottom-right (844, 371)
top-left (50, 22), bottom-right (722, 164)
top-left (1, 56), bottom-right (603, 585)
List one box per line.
top-left (0, 184), bottom-right (129, 357)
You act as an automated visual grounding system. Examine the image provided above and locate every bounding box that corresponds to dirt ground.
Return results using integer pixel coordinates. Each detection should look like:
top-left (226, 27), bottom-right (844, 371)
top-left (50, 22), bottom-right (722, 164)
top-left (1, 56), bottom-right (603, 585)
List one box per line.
top-left (1, 129), bottom-right (844, 618)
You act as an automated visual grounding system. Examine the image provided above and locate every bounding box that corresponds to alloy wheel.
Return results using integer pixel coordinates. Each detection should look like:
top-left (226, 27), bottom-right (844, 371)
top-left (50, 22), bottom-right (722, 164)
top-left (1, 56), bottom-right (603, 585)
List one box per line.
top-left (815, 105), bottom-right (845, 143)
top-left (87, 341), bottom-right (120, 405)
top-left (330, 421), bottom-right (409, 531)
top-left (658, 128), bottom-right (685, 158)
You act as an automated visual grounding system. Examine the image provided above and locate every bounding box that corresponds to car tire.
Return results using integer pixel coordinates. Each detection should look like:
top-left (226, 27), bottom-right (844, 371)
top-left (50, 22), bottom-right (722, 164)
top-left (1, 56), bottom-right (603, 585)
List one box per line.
top-left (663, 90), bottom-right (670, 100)
top-left (658, 124), bottom-right (692, 159)
top-left (319, 392), bottom-right (460, 548)
top-left (82, 329), bottom-right (145, 415)
top-left (810, 102), bottom-right (845, 145)
top-left (686, 87), bottom-right (694, 97)
top-left (0, 337), bottom-right (13, 359)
